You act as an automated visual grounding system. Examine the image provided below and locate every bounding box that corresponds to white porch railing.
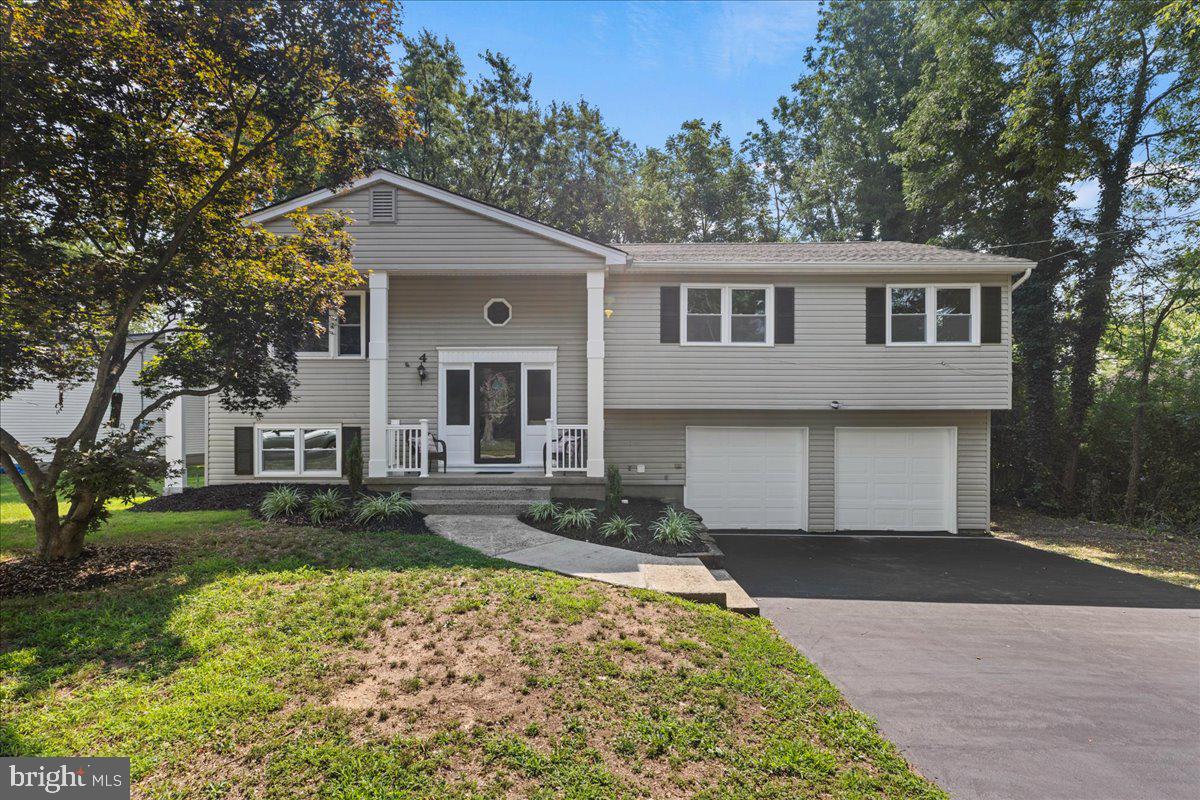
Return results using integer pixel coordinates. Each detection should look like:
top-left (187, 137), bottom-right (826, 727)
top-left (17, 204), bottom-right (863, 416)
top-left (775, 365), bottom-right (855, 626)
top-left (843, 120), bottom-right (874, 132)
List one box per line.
top-left (386, 419), bottom-right (429, 477)
top-left (544, 420), bottom-right (588, 476)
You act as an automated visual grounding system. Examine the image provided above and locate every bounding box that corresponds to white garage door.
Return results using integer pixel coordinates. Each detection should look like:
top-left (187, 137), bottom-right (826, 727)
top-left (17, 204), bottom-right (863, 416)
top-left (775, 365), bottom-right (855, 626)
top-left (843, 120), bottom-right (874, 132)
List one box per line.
top-left (685, 427), bottom-right (808, 530)
top-left (835, 427), bottom-right (957, 533)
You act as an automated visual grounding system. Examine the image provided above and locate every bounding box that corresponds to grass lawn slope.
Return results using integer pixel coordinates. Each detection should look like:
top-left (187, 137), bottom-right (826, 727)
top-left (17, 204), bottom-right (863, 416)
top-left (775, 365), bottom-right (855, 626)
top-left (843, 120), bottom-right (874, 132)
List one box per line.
top-left (1, 489), bottom-right (943, 798)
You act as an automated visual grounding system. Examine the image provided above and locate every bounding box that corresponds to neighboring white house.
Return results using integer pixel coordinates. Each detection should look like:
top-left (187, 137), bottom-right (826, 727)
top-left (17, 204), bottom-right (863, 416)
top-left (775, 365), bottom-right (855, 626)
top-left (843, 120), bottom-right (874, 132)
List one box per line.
top-left (165, 168), bottom-right (1034, 533)
top-left (1, 333), bottom-right (206, 464)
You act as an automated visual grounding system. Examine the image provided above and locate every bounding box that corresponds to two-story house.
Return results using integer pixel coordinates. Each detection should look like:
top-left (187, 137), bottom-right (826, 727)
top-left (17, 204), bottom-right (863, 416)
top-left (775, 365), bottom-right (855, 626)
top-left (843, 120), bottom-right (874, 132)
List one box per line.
top-left (183, 169), bottom-right (1033, 534)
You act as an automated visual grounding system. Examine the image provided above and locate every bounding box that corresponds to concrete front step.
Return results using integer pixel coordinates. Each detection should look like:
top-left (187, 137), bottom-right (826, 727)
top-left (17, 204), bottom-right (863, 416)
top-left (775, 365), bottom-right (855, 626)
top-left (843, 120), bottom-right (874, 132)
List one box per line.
top-left (710, 569), bottom-right (760, 616)
top-left (411, 484), bottom-right (550, 503)
top-left (638, 563), bottom-right (729, 608)
top-left (417, 499), bottom-right (541, 516)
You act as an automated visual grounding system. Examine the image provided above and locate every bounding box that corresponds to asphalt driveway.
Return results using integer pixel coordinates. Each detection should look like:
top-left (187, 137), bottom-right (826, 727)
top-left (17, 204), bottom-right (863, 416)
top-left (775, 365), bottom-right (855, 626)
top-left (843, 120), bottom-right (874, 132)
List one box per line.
top-left (713, 533), bottom-right (1200, 800)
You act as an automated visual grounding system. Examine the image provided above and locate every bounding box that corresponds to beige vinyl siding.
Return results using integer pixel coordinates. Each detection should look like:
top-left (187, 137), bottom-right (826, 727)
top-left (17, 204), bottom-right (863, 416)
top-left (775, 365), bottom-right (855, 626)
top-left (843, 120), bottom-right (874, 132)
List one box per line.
top-left (204, 274), bottom-right (588, 483)
top-left (605, 273), bottom-right (1012, 410)
top-left (387, 275), bottom-right (587, 429)
top-left (206, 359), bottom-right (369, 485)
top-left (606, 409), bottom-right (991, 532)
top-left (261, 185), bottom-right (605, 268)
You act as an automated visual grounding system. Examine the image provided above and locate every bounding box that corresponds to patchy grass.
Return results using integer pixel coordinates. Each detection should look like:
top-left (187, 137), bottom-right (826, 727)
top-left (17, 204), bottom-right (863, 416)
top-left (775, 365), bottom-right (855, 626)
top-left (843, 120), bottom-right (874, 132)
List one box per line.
top-left (1, 510), bottom-right (943, 798)
top-left (0, 479), bottom-right (241, 560)
top-left (993, 506), bottom-right (1200, 590)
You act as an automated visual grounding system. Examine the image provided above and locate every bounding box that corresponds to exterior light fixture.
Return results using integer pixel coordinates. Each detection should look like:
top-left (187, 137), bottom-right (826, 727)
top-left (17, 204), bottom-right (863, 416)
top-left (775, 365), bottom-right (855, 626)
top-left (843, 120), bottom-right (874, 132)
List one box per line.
top-left (604, 293), bottom-right (615, 319)
top-left (417, 353), bottom-right (428, 383)
top-left (829, 400), bottom-right (842, 410)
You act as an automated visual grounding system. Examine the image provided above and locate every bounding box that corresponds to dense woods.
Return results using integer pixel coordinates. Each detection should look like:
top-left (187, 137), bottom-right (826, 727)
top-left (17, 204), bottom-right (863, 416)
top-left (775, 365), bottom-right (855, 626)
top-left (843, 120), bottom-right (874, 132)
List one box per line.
top-left (360, 0), bottom-right (1200, 530)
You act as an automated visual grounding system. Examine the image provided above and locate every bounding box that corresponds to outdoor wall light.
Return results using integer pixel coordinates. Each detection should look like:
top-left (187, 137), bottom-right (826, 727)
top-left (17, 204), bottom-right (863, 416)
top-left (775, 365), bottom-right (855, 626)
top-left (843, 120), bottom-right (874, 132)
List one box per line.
top-left (829, 400), bottom-right (842, 410)
top-left (417, 353), bottom-right (428, 383)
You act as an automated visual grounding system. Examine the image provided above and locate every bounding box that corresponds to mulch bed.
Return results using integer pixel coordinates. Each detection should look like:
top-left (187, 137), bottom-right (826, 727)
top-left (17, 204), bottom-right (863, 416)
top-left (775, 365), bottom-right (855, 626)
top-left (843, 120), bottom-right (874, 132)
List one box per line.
top-left (0, 545), bottom-right (175, 599)
top-left (519, 497), bottom-right (707, 557)
top-left (132, 482), bottom-right (280, 512)
top-left (133, 482), bottom-right (432, 535)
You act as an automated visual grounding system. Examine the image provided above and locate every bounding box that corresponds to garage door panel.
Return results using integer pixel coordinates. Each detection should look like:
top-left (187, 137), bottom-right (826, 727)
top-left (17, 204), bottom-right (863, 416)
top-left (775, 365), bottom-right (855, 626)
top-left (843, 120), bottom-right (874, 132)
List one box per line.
top-left (686, 427), bottom-right (807, 530)
top-left (836, 427), bottom-right (956, 533)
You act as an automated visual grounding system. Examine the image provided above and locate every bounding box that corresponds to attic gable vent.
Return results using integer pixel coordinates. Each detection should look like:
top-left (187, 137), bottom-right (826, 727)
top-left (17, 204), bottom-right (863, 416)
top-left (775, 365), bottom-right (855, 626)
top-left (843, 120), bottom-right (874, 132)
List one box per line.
top-left (369, 187), bottom-right (396, 222)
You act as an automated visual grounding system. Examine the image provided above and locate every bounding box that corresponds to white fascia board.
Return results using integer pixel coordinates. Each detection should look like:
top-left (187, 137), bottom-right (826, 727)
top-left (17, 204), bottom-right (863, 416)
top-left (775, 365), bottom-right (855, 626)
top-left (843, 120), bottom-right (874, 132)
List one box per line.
top-left (245, 170), bottom-right (629, 266)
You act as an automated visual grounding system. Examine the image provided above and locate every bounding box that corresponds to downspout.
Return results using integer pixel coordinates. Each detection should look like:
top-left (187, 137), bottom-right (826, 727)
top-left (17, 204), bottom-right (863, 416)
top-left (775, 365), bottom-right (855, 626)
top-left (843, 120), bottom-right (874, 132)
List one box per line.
top-left (1011, 267), bottom-right (1033, 291)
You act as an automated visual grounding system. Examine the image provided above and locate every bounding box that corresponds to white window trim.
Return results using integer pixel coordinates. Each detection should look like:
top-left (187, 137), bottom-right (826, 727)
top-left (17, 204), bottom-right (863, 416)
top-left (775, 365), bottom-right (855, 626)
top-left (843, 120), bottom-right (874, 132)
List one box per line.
top-left (680, 284), bottom-right (774, 346)
top-left (885, 284), bottom-right (981, 347)
top-left (296, 291), bottom-right (367, 359)
top-left (254, 423), bottom-right (343, 478)
top-left (483, 297), bottom-right (513, 327)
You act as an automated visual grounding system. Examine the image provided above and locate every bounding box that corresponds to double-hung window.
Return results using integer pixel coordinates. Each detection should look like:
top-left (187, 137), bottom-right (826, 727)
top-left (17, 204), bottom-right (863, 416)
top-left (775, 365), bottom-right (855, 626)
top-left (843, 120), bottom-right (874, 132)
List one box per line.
top-left (256, 425), bottom-right (341, 476)
top-left (681, 285), bottom-right (773, 345)
top-left (886, 285), bottom-right (980, 345)
top-left (297, 291), bottom-right (366, 358)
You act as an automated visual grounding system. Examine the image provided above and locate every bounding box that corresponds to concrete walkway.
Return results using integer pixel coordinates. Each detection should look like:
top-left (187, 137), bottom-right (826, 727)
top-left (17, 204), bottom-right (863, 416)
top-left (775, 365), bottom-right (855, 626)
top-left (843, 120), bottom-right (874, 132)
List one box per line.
top-left (425, 515), bottom-right (756, 613)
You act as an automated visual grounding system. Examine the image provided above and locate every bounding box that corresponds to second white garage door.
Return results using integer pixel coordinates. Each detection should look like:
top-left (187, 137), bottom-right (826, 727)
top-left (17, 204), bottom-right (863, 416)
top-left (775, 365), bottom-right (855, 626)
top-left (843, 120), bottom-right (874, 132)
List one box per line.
top-left (835, 427), bottom-right (957, 533)
top-left (685, 427), bottom-right (808, 530)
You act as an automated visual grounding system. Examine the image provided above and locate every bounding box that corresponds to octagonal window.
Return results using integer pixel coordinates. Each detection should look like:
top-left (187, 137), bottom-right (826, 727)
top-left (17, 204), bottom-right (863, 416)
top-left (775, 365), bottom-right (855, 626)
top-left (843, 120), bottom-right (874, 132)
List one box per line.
top-left (484, 298), bottom-right (512, 326)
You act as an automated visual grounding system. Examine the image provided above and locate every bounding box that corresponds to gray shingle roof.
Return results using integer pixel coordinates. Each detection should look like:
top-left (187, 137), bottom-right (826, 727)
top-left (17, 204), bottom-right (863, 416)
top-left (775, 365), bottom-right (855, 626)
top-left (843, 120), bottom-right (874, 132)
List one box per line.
top-left (614, 241), bottom-right (1031, 266)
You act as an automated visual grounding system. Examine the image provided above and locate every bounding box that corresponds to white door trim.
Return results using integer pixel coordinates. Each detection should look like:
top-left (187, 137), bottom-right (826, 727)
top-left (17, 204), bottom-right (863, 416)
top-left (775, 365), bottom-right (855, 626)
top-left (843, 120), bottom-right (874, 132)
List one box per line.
top-left (684, 426), bottom-right (809, 531)
top-left (436, 347), bottom-right (557, 469)
top-left (833, 426), bottom-right (957, 534)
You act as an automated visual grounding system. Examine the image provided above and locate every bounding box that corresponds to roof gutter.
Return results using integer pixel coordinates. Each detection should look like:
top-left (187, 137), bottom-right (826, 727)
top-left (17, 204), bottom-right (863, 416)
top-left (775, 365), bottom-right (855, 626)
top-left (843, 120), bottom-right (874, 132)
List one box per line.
top-left (1011, 267), bottom-right (1033, 291)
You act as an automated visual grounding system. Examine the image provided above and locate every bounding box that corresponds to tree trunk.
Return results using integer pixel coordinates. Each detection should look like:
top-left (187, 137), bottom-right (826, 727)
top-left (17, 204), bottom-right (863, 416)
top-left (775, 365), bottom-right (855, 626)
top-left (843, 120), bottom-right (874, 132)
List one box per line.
top-left (1123, 297), bottom-right (1174, 518)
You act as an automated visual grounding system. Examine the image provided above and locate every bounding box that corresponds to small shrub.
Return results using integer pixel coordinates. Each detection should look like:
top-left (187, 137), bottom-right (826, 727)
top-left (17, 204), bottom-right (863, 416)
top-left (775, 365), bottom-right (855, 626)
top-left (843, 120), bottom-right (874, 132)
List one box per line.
top-left (260, 486), bottom-right (305, 520)
top-left (353, 491), bottom-right (417, 523)
top-left (650, 507), bottom-right (696, 545)
top-left (527, 500), bottom-right (560, 522)
top-left (553, 505), bottom-right (597, 531)
top-left (345, 434), bottom-right (363, 494)
top-left (599, 515), bottom-right (639, 542)
top-left (605, 463), bottom-right (623, 509)
top-left (308, 488), bottom-right (347, 525)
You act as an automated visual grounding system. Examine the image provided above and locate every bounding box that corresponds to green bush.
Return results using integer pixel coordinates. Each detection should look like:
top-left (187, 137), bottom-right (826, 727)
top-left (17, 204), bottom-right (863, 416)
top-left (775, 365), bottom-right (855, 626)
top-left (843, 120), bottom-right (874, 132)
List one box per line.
top-left (553, 505), bottom-right (597, 531)
top-left (345, 434), bottom-right (363, 494)
top-left (260, 485), bottom-right (306, 520)
top-left (605, 463), bottom-right (623, 510)
top-left (353, 491), bottom-right (417, 523)
top-left (527, 500), bottom-right (560, 522)
top-left (598, 515), bottom-right (638, 542)
top-left (308, 488), bottom-right (347, 525)
top-left (649, 507), bottom-right (696, 545)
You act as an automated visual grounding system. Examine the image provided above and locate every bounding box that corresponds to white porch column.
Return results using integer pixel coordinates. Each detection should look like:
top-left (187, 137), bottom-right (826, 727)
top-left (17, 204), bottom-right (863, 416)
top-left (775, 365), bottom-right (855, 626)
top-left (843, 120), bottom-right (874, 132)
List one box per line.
top-left (585, 270), bottom-right (605, 478)
top-left (367, 271), bottom-right (390, 478)
top-left (162, 397), bottom-right (185, 495)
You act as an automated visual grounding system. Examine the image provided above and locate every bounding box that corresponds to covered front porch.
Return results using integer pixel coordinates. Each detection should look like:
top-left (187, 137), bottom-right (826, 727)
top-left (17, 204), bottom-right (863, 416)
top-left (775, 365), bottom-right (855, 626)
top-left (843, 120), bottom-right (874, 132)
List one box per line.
top-left (364, 268), bottom-right (608, 481)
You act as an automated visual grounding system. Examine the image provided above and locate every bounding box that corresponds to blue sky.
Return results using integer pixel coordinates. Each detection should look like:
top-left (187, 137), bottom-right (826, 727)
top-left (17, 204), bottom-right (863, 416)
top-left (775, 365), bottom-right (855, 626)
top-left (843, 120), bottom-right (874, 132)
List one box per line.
top-left (396, 0), bottom-right (823, 148)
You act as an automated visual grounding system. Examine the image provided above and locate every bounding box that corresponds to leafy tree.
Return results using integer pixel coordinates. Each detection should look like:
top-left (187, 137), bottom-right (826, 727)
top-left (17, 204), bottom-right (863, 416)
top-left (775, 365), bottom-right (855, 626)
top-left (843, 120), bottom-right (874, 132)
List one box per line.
top-left (983, 0), bottom-right (1200, 506)
top-left (627, 120), bottom-right (763, 242)
top-left (0, 0), bottom-right (413, 560)
top-left (761, 0), bottom-right (939, 241)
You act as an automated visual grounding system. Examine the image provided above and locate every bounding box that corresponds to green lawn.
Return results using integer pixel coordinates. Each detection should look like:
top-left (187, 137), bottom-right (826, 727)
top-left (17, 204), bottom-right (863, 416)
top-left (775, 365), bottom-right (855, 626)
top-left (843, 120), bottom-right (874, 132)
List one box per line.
top-left (1, 496), bottom-right (944, 799)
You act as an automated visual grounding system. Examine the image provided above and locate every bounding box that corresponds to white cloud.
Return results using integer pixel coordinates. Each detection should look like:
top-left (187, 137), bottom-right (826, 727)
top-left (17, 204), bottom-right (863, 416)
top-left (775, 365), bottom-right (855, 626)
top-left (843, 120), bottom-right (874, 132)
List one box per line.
top-left (709, 0), bottom-right (820, 76)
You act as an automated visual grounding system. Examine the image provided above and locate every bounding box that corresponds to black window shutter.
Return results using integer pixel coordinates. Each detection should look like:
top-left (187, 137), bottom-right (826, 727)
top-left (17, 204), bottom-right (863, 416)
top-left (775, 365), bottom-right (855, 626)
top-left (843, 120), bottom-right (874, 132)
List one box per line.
top-left (234, 426), bottom-right (253, 475)
top-left (363, 294), bottom-right (370, 357)
top-left (341, 426), bottom-right (361, 476)
top-left (981, 286), bottom-right (1002, 343)
top-left (865, 287), bottom-right (886, 344)
top-left (774, 287), bottom-right (795, 344)
top-left (660, 286), bottom-right (680, 343)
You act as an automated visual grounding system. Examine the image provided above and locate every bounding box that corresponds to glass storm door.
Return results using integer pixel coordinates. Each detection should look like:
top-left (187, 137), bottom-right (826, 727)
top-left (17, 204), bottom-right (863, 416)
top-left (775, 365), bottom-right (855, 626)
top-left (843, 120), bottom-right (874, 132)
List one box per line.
top-left (474, 363), bottom-right (521, 464)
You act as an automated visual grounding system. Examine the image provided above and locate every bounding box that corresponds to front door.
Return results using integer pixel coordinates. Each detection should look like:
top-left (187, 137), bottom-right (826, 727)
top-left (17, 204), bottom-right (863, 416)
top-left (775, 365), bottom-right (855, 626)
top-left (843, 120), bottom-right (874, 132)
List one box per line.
top-left (474, 362), bottom-right (521, 464)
